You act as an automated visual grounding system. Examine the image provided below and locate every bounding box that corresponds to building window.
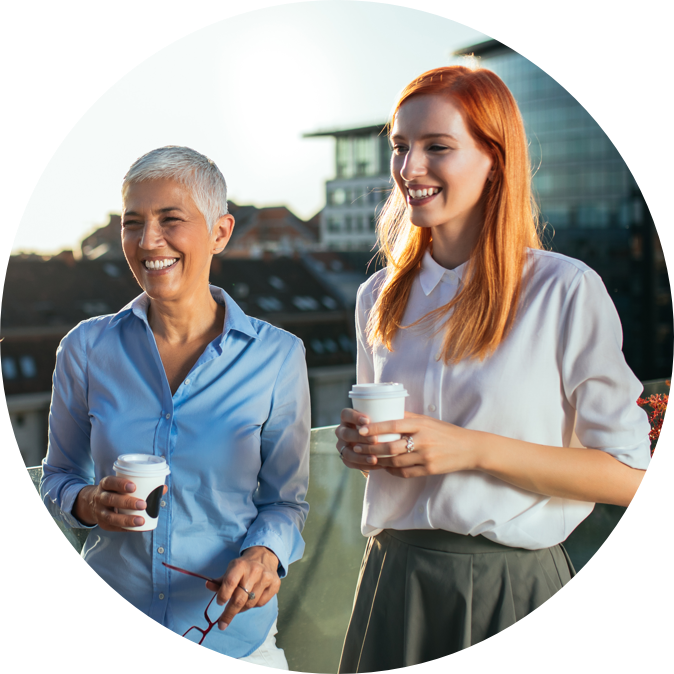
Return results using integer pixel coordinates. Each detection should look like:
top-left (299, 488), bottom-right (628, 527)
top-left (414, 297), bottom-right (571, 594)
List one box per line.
top-left (336, 137), bottom-right (353, 179)
top-left (2, 357), bottom-right (18, 380)
top-left (369, 216), bottom-right (377, 232)
top-left (354, 134), bottom-right (377, 176)
top-left (345, 216), bottom-right (353, 232)
top-left (329, 188), bottom-right (346, 206)
top-left (327, 218), bottom-right (341, 233)
top-left (19, 355), bottom-right (37, 378)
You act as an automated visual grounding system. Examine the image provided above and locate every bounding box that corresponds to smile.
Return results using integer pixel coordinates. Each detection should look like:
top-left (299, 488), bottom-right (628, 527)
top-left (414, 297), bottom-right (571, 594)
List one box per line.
top-left (407, 186), bottom-right (441, 200)
top-left (407, 187), bottom-right (440, 199)
top-left (144, 258), bottom-right (179, 271)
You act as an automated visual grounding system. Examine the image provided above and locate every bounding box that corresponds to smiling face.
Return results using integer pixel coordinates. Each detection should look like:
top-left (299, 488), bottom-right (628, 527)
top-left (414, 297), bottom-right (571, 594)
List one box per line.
top-left (121, 178), bottom-right (234, 303)
top-left (391, 94), bottom-right (494, 245)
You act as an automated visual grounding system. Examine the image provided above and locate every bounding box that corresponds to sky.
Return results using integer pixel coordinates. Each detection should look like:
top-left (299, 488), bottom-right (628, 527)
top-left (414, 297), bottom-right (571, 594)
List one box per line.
top-left (13, 2), bottom-right (485, 255)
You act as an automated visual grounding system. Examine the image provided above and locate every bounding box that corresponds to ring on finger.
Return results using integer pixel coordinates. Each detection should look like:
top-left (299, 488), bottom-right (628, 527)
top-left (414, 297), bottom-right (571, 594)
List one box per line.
top-left (403, 435), bottom-right (415, 453)
top-left (338, 445), bottom-right (346, 458)
top-left (238, 585), bottom-right (256, 601)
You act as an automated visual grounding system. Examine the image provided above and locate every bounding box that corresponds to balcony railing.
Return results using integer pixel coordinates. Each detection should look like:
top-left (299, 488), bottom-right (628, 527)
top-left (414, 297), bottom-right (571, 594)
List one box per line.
top-left (28, 423), bottom-right (633, 673)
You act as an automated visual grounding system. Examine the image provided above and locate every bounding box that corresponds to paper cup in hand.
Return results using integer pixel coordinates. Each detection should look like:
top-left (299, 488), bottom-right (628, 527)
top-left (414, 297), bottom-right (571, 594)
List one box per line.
top-left (349, 383), bottom-right (409, 456)
top-left (113, 454), bottom-right (170, 531)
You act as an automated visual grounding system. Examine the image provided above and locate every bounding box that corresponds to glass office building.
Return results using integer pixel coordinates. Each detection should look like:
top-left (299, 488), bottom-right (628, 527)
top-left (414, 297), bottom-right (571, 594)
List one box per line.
top-left (453, 40), bottom-right (671, 381)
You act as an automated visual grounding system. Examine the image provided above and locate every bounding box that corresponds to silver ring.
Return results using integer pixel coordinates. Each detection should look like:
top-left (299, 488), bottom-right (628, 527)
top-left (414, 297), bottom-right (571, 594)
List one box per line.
top-left (338, 445), bottom-right (346, 458)
top-left (403, 435), bottom-right (415, 453)
top-left (239, 585), bottom-right (255, 601)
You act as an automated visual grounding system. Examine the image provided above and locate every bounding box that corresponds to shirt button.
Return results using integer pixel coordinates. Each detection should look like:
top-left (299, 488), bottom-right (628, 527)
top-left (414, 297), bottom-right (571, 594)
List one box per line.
top-left (157, 547), bottom-right (165, 554)
top-left (158, 593), bottom-right (165, 600)
top-left (184, 379), bottom-right (190, 385)
top-left (428, 404), bottom-right (436, 412)
top-left (160, 500), bottom-right (166, 508)
top-left (165, 413), bottom-right (171, 419)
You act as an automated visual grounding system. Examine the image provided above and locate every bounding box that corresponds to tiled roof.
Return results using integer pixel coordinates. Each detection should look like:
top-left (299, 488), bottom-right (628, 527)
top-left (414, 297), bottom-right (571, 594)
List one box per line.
top-left (1, 255), bottom-right (355, 395)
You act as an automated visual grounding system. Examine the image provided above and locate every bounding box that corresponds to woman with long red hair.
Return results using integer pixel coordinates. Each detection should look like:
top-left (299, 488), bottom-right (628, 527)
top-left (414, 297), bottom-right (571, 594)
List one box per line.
top-left (335, 65), bottom-right (651, 671)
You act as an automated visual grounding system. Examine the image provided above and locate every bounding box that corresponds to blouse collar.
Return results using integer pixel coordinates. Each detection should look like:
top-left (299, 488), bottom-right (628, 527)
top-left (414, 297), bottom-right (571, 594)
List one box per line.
top-left (419, 250), bottom-right (470, 296)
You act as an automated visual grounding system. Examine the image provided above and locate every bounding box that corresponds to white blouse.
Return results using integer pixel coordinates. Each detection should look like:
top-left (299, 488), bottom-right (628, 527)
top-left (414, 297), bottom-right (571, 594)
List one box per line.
top-left (356, 249), bottom-right (651, 549)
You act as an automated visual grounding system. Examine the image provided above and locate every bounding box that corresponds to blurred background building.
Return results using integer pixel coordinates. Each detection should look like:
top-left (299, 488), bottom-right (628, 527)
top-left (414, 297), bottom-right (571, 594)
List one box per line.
top-left (304, 125), bottom-right (391, 250)
top-left (452, 39), bottom-right (671, 382)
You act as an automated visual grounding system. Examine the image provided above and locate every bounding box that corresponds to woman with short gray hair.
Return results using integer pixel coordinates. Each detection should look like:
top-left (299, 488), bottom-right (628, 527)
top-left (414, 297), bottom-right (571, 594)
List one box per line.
top-left (41, 146), bottom-right (310, 667)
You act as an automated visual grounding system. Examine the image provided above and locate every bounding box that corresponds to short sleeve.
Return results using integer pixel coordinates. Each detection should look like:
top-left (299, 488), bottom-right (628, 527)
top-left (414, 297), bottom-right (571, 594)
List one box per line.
top-left (560, 269), bottom-right (651, 469)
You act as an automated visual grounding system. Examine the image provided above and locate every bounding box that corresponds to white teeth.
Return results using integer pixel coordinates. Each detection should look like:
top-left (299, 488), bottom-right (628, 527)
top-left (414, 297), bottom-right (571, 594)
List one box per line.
top-left (144, 259), bottom-right (177, 270)
top-left (408, 187), bottom-right (439, 199)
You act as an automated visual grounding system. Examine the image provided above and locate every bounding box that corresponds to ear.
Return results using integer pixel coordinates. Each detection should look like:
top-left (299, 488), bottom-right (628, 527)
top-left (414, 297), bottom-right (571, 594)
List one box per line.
top-left (211, 214), bottom-right (235, 255)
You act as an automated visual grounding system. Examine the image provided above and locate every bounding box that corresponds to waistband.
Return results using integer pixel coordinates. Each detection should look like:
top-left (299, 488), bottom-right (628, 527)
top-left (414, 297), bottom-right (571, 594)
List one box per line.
top-left (383, 529), bottom-right (532, 554)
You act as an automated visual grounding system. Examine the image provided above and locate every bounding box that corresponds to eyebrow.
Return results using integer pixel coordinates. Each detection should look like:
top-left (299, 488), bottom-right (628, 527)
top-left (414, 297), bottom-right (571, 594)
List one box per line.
top-left (123, 207), bottom-right (183, 218)
top-left (390, 132), bottom-right (459, 142)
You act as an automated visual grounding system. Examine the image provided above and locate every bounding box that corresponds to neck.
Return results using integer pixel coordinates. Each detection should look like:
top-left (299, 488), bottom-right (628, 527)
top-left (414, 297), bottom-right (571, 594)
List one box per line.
top-left (148, 285), bottom-right (223, 344)
top-left (429, 206), bottom-right (484, 269)
top-left (429, 225), bottom-right (477, 270)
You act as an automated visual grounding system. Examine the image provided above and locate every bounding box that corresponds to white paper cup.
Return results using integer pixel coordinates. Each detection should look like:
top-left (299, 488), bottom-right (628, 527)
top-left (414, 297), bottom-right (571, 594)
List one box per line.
top-left (113, 454), bottom-right (170, 531)
top-left (349, 383), bottom-right (409, 455)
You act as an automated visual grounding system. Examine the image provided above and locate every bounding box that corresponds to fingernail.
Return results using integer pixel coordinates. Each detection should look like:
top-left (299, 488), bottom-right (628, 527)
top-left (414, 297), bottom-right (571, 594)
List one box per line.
top-left (366, 456), bottom-right (376, 464)
top-left (135, 500), bottom-right (146, 510)
top-left (358, 416), bottom-right (368, 424)
top-left (219, 621), bottom-right (229, 630)
top-left (358, 426), bottom-right (369, 435)
top-left (133, 517), bottom-right (144, 526)
top-left (354, 445), bottom-right (362, 453)
top-left (124, 483), bottom-right (135, 493)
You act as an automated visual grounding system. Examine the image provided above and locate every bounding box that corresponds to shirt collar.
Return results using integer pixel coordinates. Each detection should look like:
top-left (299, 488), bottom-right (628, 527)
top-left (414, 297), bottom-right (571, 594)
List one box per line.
top-left (419, 250), bottom-right (470, 296)
top-left (107, 285), bottom-right (259, 343)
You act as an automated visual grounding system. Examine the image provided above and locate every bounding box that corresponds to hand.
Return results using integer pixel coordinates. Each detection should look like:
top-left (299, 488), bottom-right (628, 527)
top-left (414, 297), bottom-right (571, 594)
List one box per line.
top-left (206, 546), bottom-right (281, 630)
top-left (73, 476), bottom-right (166, 531)
top-left (334, 408), bottom-right (387, 473)
top-left (347, 411), bottom-right (480, 478)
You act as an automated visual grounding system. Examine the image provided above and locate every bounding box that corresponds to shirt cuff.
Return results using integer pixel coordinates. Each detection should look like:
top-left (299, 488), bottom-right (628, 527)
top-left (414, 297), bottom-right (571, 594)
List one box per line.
top-left (59, 482), bottom-right (98, 530)
top-left (240, 529), bottom-right (290, 578)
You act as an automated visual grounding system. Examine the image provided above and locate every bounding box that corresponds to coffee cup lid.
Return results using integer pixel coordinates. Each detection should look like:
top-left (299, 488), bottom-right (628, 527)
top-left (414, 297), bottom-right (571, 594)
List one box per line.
top-left (113, 454), bottom-right (170, 478)
top-left (348, 382), bottom-right (408, 399)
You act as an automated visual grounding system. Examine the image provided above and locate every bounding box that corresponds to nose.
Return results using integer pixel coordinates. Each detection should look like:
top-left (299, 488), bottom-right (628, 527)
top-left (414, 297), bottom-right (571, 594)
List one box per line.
top-left (139, 218), bottom-right (165, 250)
top-left (399, 146), bottom-right (426, 182)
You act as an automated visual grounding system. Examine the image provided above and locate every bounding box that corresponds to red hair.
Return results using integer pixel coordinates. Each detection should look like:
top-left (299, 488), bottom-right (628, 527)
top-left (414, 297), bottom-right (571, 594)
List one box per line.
top-left (367, 65), bottom-right (542, 362)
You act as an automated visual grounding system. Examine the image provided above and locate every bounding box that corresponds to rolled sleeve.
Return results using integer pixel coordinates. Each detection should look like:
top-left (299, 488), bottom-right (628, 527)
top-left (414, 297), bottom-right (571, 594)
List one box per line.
top-left (561, 269), bottom-right (651, 468)
top-left (40, 325), bottom-right (96, 529)
top-left (240, 338), bottom-right (311, 577)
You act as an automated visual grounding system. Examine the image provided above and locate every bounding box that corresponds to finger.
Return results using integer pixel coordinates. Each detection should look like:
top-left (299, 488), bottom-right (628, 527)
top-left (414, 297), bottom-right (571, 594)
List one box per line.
top-left (98, 489), bottom-right (147, 512)
top-left (99, 475), bottom-right (137, 494)
top-left (385, 465), bottom-right (428, 479)
top-left (353, 438), bottom-right (408, 457)
top-left (340, 408), bottom-right (370, 426)
top-left (95, 502), bottom-right (145, 530)
top-left (341, 446), bottom-right (379, 467)
top-left (336, 425), bottom-right (375, 445)
top-left (218, 586), bottom-right (251, 629)
top-left (357, 418), bottom-right (417, 439)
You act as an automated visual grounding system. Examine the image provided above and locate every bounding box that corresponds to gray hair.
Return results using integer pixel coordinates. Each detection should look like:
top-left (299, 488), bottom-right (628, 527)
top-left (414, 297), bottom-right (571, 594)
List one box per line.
top-left (122, 146), bottom-right (228, 231)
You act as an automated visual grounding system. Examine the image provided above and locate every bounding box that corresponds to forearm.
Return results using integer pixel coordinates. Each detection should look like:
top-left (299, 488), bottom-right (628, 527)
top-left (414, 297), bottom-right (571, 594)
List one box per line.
top-left (472, 430), bottom-right (645, 506)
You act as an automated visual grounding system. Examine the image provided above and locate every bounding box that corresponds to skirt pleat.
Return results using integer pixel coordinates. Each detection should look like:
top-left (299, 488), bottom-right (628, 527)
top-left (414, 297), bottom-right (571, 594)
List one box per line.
top-left (339, 529), bottom-right (575, 673)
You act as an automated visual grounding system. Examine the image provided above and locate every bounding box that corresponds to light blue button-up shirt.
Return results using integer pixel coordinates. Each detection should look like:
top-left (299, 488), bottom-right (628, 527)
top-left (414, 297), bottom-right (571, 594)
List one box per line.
top-left (41, 286), bottom-right (310, 658)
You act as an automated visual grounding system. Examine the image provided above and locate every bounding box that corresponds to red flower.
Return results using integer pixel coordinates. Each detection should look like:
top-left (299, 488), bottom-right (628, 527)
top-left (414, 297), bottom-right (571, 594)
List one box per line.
top-left (637, 380), bottom-right (670, 455)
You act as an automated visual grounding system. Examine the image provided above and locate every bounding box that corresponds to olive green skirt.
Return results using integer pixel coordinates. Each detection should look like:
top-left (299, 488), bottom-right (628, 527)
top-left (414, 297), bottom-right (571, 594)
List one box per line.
top-left (339, 529), bottom-right (575, 673)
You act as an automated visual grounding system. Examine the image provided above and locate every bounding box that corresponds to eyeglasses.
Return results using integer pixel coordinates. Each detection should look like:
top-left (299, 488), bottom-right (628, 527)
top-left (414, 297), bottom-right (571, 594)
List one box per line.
top-left (163, 562), bottom-right (222, 645)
